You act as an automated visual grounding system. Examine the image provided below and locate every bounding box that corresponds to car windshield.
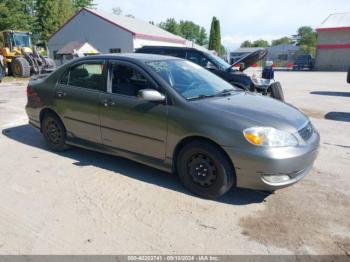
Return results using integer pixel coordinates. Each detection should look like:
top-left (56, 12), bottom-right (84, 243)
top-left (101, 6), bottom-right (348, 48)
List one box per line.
top-left (206, 53), bottom-right (231, 70)
top-left (146, 60), bottom-right (238, 100)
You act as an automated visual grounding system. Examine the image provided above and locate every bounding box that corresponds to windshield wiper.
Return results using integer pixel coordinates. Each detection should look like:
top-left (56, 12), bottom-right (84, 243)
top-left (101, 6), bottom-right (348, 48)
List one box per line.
top-left (187, 94), bottom-right (216, 100)
top-left (215, 89), bottom-right (235, 96)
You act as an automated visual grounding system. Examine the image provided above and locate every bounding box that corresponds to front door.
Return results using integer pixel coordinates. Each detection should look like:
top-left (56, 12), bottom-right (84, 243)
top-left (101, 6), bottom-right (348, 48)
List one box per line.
top-left (100, 60), bottom-right (168, 160)
top-left (55, 60), bottom-right (106, 143)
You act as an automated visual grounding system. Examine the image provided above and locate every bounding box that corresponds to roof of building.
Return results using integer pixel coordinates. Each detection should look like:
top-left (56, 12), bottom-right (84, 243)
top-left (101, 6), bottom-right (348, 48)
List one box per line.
top-left (317, 12), bottom-right (350, 31)
top-left (49, 8), bottom-right (186, 44)
top-left (231, 47), bottom-right (265, 54)
top-left (267, 44), bottom-right (299, 52)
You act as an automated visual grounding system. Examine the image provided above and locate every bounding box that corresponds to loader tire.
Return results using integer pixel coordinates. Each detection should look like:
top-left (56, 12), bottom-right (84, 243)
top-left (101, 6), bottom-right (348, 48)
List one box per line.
top-left (11, 57), bottom-right (31, 78)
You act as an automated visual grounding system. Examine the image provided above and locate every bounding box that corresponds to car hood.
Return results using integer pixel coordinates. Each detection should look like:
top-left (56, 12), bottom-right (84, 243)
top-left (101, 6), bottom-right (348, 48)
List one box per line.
top-left (230, 49), bottom-right (268, 71)
top-left (195, 92), bottom-right (308, 132)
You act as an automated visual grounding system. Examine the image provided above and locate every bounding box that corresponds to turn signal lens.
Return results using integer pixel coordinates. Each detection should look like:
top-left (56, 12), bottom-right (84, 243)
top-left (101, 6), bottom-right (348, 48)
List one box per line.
top-left (243, 127), bottom-right (298, 147)
top-left (244, 133), bottom-right (263, 145)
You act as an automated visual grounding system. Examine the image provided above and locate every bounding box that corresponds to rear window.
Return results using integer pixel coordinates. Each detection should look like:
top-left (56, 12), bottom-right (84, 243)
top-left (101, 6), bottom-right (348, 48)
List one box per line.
top-left (137, 48), bottom-right (162, 55)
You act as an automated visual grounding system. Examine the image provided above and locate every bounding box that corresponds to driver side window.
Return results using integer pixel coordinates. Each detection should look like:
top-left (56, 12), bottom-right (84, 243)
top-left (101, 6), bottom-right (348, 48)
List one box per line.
top-left (111, 63), bottom-right (153, 97)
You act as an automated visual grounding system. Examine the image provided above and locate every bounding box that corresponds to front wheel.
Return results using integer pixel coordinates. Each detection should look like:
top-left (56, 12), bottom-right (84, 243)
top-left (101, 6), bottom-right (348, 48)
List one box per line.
top-left (268, 82), bottom-right (285, 101)
top-left (42, 113), bottom-right (70, 151)
top-left (177, 141), bottom-right (235, 199)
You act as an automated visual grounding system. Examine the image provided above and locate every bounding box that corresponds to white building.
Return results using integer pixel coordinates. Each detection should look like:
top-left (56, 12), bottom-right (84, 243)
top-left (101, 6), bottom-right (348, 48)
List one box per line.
top-left (48, 8), bottom-right (194, 62)
top-left (315, 12), bottom-right (350, 71)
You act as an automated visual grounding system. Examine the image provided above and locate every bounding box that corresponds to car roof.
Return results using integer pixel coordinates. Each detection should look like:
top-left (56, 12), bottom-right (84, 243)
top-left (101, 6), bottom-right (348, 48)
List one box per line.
top-left (72, 53), bottom-right (181, 63)
top-left (137, 46), bottom-right (200, 52)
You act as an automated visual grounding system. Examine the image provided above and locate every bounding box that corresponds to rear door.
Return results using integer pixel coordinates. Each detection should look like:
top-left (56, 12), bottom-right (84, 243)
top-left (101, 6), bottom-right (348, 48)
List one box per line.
top-left (99, 60), bottom-right (168, 160)
top-left (55, 60), bottom-right (106, 143)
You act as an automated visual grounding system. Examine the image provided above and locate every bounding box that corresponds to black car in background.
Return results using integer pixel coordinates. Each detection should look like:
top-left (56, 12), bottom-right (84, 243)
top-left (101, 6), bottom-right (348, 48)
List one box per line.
top-left (293, 54), bottom-right (314, 71)
top-left (135, 46), bottom-right (284, 101)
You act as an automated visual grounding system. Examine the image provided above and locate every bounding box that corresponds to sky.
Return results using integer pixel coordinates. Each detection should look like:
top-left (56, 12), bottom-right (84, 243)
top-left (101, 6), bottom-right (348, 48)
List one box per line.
top-left (95, 0), bottom-right (350, 50)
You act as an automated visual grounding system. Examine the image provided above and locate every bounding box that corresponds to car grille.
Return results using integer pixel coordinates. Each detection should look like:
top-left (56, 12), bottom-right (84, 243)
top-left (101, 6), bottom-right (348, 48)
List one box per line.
top-left (298, 122), bottom-right (314, 141)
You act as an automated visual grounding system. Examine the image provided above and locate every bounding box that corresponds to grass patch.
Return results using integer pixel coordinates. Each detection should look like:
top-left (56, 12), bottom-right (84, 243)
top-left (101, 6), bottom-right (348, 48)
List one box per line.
top-left (1, 76), bottom-right (30, 82)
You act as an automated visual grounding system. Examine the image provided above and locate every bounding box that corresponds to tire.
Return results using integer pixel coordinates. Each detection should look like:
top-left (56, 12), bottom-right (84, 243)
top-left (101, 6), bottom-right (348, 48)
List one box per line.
top-left (42, 113), bottom-right (70, 151)
top-left (347, 66), bottom-right (350, 84)
top-left (11, 57), bottom-right (31, 78)
top-left (177, 141), bottom-right (235, 199)
top-left (269, 82), bottom-right (285, 101)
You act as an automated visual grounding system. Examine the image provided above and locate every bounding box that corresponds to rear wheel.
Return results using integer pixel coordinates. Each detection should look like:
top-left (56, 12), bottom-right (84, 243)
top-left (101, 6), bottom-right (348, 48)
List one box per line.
top-left (177, 141), bottom-right (235, 199)
top-left (11, 57), bottom-right (31, 78)
top-left (269, 82), bottom-right (285, 101)
top-left (42, 113), bottom-right (70, 151)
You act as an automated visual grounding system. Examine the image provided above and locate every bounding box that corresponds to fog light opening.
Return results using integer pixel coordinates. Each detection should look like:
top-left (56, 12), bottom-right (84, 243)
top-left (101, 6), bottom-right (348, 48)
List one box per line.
top-left (262, 175), bottom-right (290, 184)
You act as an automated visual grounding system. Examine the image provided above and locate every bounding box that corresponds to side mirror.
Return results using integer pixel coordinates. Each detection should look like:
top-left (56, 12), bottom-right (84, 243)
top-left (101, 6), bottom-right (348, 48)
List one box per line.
top-left (138, 89), bottom-right (165, 102)
top-left (347, 66), bottom-right (350, 84)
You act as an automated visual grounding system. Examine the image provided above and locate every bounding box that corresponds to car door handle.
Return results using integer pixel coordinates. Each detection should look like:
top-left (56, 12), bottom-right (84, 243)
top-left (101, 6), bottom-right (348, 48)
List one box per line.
top-left (102, 100), bottom-right (116, 107)
top-left (56, 91), bottom-right (67, 98)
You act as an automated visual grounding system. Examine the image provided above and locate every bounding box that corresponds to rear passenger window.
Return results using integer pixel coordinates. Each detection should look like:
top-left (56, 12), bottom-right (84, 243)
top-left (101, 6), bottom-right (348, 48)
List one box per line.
top-left (68, 62), bottom-right (105, 91)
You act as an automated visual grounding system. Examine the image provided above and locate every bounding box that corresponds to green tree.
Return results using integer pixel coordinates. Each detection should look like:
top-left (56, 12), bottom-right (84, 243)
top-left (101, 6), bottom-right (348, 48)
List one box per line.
top-left (208, 17), bottom-right (218, 52)
top-left (293, 26), bottom-right (317, 56)
top-left (159, 18), bottom-right (208, 46)
top-left (159, 18), bottom-right (180, 35)
top-left (197, 27), bottom-right (208, 46)
top-left (36, 0), bottom-right (74, 43)
top-left (0, 0), bottom-right (36, 32)
top-left (240, 40), bottom-right (253, 48)
top-left (213, 18), bottom-right (222, 54)
top-left (73, 0), bottom-right (95, 11)
top-left (252, 39), bottom-right (269, 47)
top-left (271, 36), bottom-right (293, 46)
top-left (179, 20), bottom-right (198, 42)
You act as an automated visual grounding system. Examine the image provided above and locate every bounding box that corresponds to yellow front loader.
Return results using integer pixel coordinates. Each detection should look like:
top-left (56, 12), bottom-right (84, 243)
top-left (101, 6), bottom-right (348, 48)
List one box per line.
top-left (0, 30), bottom-right (56, 78)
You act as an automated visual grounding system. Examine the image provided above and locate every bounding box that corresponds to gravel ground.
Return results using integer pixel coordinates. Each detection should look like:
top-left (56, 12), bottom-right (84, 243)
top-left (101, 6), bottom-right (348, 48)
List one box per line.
top-left (0, 71), bottom-right (349, 255)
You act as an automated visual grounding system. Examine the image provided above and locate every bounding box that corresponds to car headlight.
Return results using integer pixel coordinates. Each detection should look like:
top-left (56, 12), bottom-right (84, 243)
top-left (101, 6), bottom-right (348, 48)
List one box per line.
top-left (252, 77), bottom-right (270, 86)
top-left (243, 127), bottom-right (298, 147)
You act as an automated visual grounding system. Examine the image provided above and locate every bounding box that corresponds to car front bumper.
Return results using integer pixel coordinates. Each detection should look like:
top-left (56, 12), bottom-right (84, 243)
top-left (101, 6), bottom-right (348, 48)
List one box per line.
top-left (223, 131), bottom-right (320, 191)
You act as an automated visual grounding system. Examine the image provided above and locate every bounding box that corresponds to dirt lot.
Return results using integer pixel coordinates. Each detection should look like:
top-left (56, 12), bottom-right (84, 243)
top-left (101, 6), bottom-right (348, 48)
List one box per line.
top-left (0, 71), bottom-right (349, 255)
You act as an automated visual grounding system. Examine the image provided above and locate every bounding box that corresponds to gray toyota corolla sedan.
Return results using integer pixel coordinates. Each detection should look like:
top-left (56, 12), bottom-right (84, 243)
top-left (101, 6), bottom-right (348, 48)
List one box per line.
top-left (25, 54), bottom-right (320, 199)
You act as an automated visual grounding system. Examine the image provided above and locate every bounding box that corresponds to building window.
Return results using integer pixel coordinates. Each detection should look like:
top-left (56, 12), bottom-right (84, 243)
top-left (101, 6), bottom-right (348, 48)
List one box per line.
top-left (110, 48), bottom-right (121, 53)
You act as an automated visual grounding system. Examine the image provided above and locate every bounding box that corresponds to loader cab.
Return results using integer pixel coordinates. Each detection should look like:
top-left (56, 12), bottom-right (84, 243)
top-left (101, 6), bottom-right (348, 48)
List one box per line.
top-left (1, 31), bottom-right (32, 51)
